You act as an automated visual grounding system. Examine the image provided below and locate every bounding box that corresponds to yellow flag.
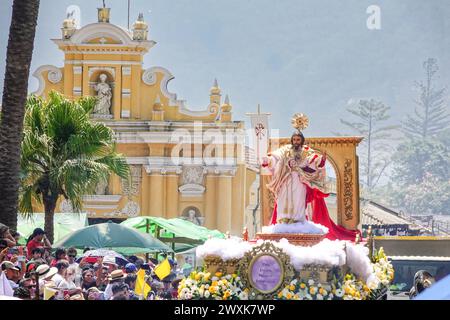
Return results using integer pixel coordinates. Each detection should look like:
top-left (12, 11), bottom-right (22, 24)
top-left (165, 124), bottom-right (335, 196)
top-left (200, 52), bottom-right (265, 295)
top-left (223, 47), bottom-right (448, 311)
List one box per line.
top-left (154, 258), bottom-right (171, 280)
top-left (135, 269), bottom-right (151, 299)
top-left (44, 287), bottom-right (58, 300)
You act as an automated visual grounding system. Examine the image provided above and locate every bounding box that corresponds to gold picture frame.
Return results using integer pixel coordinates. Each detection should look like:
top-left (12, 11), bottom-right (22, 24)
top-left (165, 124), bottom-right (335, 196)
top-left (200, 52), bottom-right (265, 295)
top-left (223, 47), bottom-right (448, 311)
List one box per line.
top-left (238, 241), bottom-right (295, 300)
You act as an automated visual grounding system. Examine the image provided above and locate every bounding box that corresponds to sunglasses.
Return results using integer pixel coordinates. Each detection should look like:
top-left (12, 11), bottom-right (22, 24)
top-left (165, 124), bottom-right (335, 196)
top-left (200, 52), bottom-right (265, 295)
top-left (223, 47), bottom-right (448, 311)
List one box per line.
top-left (68, 255), bottom-right (76, 258)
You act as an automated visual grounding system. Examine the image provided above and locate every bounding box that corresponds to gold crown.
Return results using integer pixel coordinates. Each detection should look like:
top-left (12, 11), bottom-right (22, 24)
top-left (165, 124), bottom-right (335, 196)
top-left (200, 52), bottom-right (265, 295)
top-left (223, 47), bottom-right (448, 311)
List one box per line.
top-left (291, 113), bottom-right (309, 130)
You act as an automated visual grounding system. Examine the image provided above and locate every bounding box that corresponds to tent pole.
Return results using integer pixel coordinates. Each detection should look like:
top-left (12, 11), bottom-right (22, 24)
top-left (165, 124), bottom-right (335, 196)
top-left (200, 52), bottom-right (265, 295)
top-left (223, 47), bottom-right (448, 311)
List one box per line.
top-left (145, 219), bottom-right (150, 262)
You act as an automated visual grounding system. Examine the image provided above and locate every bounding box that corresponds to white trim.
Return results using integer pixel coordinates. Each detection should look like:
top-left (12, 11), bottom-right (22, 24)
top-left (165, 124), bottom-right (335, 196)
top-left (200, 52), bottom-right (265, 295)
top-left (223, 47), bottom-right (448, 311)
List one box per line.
top-left (73, 87), bottom-right (82, 96)
top-left (52, 38), bottom-right (156, 51)
top-left (178, 184), bottom-right (206, 196)
top-left (121, 110), bottom-right (130, 118)
top-left (73, 66), bottom-right (82, 75)
top-left (66, 60), bottom-right (142, 66)
top-left (70, 23), bottom-right (133, 45)
top-left (83, 204), bottom-right (119, 210)
top-left (32, 65), bottom-right (62, 96)
top-left (83, 195), bottom-right (122, 202)
top-left (114, 131), bottom-right (245, 144)
top-left (88, 66), bottom-right (116, 78)
top-left (64, 50), bottom-right (144, 56)
top-left (122, 66), bottom-right (132, 75)
top-left (122, 89), bottom-right (131, 94)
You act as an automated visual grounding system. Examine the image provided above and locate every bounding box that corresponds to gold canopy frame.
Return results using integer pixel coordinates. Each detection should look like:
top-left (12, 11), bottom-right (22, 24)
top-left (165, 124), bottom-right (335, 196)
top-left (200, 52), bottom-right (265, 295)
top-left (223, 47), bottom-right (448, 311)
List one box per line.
top-left (261, 136), bottom-right (363, 231)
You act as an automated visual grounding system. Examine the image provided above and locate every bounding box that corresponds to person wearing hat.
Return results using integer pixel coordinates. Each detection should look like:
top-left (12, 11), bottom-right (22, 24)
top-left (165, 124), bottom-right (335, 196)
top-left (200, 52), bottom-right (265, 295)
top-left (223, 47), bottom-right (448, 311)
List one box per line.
top-left (1, 261), bottom-right (20, 289)
top-left (104, 269), bottom-right (126, 300)
top-left (35, 264), bottom-right (58, 294)
top-left (125, 263), bottom-right (137, 274)
top-left (102, 255), bottom-right (118, 273)
top-left (26, 228), bottom-right (51, 260)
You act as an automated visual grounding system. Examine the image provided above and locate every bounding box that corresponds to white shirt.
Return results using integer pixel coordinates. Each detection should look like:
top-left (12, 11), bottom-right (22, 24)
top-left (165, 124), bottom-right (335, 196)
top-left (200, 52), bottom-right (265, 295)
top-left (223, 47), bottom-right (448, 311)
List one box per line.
top-left (58, 279), bottom-right (77, 290)
top-left (104, 283), bottom-right (113, 300)
top-left (52, 273), bottom-right (64, 287)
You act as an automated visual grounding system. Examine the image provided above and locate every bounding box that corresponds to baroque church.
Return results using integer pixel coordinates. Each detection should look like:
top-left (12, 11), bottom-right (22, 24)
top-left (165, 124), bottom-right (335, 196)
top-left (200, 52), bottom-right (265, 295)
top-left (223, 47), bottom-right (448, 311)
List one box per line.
top-left (32, 6), bottom-right (261, 236)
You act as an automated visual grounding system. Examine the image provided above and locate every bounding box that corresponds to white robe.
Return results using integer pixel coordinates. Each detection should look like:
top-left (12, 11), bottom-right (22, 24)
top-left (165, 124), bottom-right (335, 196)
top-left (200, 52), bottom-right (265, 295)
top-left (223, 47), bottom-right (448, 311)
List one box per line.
top-left (267, 145), bottom-right (325, 223)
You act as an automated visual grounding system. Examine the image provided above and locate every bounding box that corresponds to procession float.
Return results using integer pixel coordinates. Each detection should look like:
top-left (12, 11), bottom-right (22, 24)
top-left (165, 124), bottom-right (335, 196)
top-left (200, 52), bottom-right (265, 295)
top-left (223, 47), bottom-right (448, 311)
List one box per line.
top-left (178, 114), bottom-right (394, 300)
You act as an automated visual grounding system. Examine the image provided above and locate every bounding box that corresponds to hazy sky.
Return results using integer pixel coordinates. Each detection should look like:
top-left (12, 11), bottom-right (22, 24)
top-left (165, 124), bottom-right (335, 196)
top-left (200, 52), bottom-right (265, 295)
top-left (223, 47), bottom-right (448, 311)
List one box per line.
top-left (1, 0), bottom-right (449, 137)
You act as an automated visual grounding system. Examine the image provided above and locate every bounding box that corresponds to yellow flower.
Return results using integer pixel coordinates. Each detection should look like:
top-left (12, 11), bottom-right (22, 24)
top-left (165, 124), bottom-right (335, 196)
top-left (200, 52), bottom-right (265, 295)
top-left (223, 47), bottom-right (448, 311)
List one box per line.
top-left (215, 272), bottom-right (223, 278)
top-left (309, 287), bottom-right (317, 295)
top-left (209, 286), bottom-right (216, 293)
top-left (195, 274), bottom-right (202, 281)
top-left (319, 288), bottom-right (325, 295)
top-left (278, 291), bottom-right (283, 298)
top-left (300, 283), bottom-right (306, 289)
top-left (294, 294), bottom-right (300, 300)
top-left (286, 293), bottom-right (292, 299)
top-left (232, 274), bottom-right (237, 278)
top-left (289, 285), bottom-right (296, 291)
top-left (212, 281), bottom-right (218, 287)
top-left (354, 291), bottom-right (361, 299)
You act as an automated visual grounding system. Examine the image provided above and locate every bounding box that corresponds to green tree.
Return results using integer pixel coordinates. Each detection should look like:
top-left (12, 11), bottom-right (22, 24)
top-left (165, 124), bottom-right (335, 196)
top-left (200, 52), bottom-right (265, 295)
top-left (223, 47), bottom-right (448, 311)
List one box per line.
top-left (338, 99), bottom-right (399, 192)
top-left (388, 138), bottom-right (450, 215)
top-left (402, 58), bottom-right (450, 139)
top-left (19, 92), bottom-right (129, 242)
top-left (0, 0), bottom-right (40, 231)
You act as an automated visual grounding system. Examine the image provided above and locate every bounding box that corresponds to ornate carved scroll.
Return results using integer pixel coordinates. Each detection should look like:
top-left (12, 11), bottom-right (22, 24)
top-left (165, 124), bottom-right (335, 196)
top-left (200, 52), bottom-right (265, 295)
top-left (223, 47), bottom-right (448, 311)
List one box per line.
top-left (343, 159), bottom-right (353, 221)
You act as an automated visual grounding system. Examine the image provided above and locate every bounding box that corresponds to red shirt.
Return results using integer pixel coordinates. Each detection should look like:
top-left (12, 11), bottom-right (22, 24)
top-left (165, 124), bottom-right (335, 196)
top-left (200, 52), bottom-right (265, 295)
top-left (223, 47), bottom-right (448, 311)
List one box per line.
top-left (26, 239), bottom-right (43, 259)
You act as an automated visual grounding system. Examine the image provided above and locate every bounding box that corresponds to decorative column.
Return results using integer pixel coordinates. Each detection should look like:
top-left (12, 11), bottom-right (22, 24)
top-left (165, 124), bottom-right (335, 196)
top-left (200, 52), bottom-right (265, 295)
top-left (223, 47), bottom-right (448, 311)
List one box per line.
top-left (231, 167), bottom-right (243, 236)
top-left (166, 174), bottom-right (179, 218)
top-left (121, 65), bottom-right (132, 118)
top-left (204, 174), bottom-right (216, 230)
top-left (149, 173), bottom-right (164, 217)
top-left (72, 65), bottom-right (82, 98)
top-left (131, 64), bottom-right (141, 119)
top-left (216, 174), bottom-right (232, 233)
top-left (113, 66), bottom-right (121, 120)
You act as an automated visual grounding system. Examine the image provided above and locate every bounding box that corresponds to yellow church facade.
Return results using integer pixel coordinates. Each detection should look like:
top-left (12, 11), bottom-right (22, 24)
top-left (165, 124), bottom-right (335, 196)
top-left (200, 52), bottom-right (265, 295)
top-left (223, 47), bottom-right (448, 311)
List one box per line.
top-left (33, 7), bottom-right (261, 236)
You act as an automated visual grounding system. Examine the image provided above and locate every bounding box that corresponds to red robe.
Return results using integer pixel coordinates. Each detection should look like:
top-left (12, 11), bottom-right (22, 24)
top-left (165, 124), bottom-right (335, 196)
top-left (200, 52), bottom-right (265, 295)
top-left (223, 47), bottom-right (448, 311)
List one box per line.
top-left (270, 184), bottom-right (361, 241)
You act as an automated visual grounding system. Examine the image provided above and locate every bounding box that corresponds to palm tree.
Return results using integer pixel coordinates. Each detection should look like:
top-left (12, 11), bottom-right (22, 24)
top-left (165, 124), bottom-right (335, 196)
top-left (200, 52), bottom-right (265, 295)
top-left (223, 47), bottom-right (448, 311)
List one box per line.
top-left (19, 92), bottom-right (129, 243)
top-left (0, 0), bottom-right (40, 231)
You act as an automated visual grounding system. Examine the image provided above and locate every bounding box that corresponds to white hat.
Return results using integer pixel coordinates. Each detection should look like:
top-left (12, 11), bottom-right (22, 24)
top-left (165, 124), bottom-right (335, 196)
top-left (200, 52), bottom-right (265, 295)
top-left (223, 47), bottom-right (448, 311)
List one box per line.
top-left (102, 255), bottom-right (117, 266)
top-left (35, 264), bottom-right (58, 279)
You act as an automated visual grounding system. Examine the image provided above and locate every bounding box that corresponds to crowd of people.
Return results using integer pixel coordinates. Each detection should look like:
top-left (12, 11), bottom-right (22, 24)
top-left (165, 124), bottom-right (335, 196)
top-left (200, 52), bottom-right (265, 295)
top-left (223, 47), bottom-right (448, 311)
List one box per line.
top-left (1, 224), bottom-right (187, 300)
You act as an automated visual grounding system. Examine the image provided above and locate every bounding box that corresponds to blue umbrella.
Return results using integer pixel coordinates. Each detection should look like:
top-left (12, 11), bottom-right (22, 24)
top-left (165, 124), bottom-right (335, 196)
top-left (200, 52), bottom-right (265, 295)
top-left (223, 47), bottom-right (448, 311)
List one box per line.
top-left (414, 275), bottom-right (450, 300)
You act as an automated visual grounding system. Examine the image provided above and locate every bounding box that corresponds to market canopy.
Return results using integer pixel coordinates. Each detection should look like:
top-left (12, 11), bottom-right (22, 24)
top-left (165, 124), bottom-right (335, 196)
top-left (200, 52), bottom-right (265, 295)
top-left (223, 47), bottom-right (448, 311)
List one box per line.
top-left (53, 221), bottom-right (173, 255)
top-left (17, 212), bottom-right (89, 245)
top-left (120, 216), bottom-right (225, 252)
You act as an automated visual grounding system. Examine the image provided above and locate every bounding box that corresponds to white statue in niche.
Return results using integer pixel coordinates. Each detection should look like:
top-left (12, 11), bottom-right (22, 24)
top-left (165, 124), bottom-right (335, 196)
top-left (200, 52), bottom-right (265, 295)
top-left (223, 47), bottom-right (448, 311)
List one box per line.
top-left (95, 178), bottom-right (108, 195)
top-left (184, 209), bottom-right (203, 225)
top-left (94, 73), bottom-right (112, 115)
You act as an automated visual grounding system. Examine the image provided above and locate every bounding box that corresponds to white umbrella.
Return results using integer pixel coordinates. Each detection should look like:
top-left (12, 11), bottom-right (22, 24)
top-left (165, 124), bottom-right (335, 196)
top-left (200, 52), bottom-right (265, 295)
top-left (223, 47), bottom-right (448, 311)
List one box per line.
top-left (80, 249), bottom-right (129, 266)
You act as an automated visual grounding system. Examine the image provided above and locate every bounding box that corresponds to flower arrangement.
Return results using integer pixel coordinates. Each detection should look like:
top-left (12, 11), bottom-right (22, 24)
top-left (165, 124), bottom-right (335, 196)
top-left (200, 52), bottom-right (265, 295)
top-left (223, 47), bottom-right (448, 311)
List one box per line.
top-left (276, 278), bottom-right (339, 300)
top-left (181, 245), bottom-right (394, 300)
top-left (178, 271), bottom-right (248, 300)
top-left (372, 247), bottom-right (395, 287)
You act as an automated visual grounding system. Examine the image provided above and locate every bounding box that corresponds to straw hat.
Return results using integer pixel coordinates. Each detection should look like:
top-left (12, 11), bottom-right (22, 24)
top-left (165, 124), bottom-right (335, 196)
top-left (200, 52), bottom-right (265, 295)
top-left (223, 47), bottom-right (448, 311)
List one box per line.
top-left (35, 264), bottom-right (58, 279)
top-left (108, 269), bottom-right (126, 282)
